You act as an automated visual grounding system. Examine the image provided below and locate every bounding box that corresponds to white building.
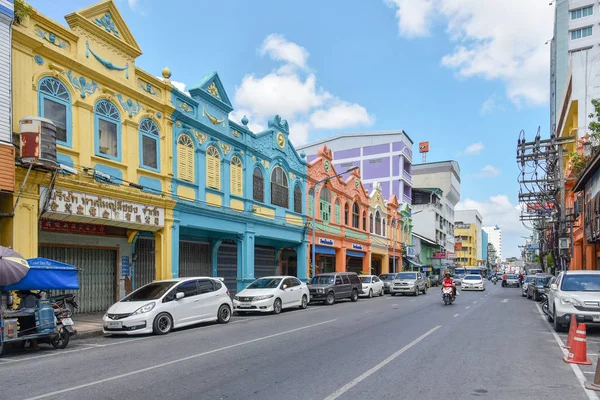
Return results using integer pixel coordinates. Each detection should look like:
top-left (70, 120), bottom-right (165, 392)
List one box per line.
top-left (412, 161), bottom-right (461, 254)
top-left (483, 226), bottom-right (503, 263)
top-left (551, 0), bottom-right (600, 136)
top-left (455, 210), bottom-right (483, 261)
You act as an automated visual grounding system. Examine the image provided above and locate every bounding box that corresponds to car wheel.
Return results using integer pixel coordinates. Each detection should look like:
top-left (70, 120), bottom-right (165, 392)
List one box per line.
top-left (368, 289), bottom-right (373, 298)
top-left (415, 287), bottom-right (419, 296)
top-left (379, 288), bottom-right (384, 296)
top-left (153, 312), bottom-right (173, 335)
top-left (300, 295), bottom-right (308, 309)
top-left (391, 292), bottom-right (396, 296)
top-left (272, 298), bottom-right (282, 314)
top-left (423, 286), bottom-right (427, 295)
top-left (527, 292), bottom-right (531, 299)
top-left (350, 289), bottom-right (359, 302)
top-left (326, 292), bottom-right (335, 305)
top-left (553, 308), bottom-right (565, 332)
top-left (533, 292), bottom-right (537, 302)
top-left (547, 304), bottom-right (554, 322)
top-left (218, 304), bottom-right (232, 323)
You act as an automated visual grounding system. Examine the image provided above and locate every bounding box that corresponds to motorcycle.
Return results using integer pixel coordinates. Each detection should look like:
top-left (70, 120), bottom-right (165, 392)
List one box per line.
top-left (40, 291), bottom-right (79, 315)
top-left (492, 277), bottom-right (498, 285)
top-left (442, 286), bottom-right (455, 305)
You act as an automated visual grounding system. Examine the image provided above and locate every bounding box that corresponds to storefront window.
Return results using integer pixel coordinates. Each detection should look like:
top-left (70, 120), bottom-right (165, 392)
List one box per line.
top-left (139, 119), bottom-right (160, 171)
top-left (352, 202), bottom-right (360, 228)
top-left (39, 77), bottom-right (71, 145)
top-left (95, 100), bottom-right (121, 160)
top-left (320, 187), bottom-right (331, 223)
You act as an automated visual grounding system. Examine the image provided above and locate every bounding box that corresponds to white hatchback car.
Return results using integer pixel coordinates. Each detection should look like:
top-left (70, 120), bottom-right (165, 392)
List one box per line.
top-left (103, 277), bottom-right (232, 335)
top-left (461, 275), bottom-right (485, 291)
top-left (359, 275), bottom-right (384, 297)
top-left (233, 276), bottom-right (309, 314)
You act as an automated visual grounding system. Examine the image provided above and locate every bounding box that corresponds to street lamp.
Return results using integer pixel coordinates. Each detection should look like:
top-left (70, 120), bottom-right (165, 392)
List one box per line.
top-left (310, 166), bottom-right (359, 279)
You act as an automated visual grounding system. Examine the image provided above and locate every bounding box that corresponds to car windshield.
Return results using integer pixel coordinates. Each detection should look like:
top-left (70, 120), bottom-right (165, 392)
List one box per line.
top-left (247, 278), bottom-right (283, 289)
top-left (464, 276), bottom-right (481, 281)
top-left (121, 281), bottom-right (176, 302)
top-left (561, 275), bottom-right (600, 292)
top-left (380, 274), bottom-right (396, 281)
top-left (396, 273), bottom-right (416, 280)
top-left (311, 276), bottom-right (335, 285)
top-left (525, 277), bottom-right (534, 282)
top-left (508, 275), bottom-right (518, 279)
top-left (360, 276), bottom-right (372, 283)
top-left (535, 277), bottom-right (551, 286)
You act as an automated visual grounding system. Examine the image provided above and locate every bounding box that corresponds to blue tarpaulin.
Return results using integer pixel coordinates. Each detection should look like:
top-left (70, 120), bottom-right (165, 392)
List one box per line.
top-left (346, 250), bottom-right (364, 258)
top-left (3, 258), bottom-right (79, 290)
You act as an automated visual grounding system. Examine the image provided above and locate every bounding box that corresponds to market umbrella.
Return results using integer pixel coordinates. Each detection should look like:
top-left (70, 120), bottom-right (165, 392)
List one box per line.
top-left (0, 246), bottom-right (30, 286)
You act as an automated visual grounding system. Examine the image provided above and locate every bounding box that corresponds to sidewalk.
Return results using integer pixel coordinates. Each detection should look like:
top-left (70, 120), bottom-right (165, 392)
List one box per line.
top-left (72, 312), bottom-right (104, 339)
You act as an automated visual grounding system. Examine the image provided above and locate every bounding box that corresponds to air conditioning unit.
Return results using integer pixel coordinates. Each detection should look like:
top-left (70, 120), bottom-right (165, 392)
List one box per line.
top-left (559, 237), bottom-right (570, 250)
top-left (19, 117), bottom-right (57, 167)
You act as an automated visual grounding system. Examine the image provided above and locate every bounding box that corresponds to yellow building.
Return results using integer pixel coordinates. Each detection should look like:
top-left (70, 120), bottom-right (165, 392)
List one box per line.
top-left (369, 182), bottom-right (390, 275)
top-left (2, 0), bottom-right (176, 312)
top-left (454, 222), bottom-right (478, 267)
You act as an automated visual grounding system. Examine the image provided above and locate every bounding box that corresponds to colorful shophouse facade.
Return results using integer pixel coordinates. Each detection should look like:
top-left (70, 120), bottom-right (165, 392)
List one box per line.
top-left (5, 1), bottom-right (176, 312)
top-left (170, 74), bottom-right (308, 295)
top-left (306, 146), bottom-right (370, 275)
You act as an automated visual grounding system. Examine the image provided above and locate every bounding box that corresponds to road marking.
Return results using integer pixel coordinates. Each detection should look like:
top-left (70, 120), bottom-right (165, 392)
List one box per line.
top-left (410, 300), bottom-right (415, 302)
top-left (79, 343), bottom-right (105, 348)
top-left (453, 313), bottom-right (460, 317)
top-left (584, 371), bottom-right (596, 375)
top-left (323, 325), bottom-right (442, 400)
top-left (534, 303), bottom-right (598, 400)
top-left (24, 319), bottom-right (338, 400)
top-left (465, 306), bottom-right (471, 310)
top-left (473, 301), bottom-right (478, 304)
top-left (391, 304), bottom-right (398, 307)
top-left (502, 299), bottom-right (509, 303)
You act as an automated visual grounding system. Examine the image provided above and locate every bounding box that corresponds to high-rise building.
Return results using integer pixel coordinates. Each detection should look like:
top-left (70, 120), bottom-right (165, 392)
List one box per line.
top-left (483, 226), bottom-right (503, 262)
top-left (455, 210), bottom-right (483, 260)
top-left (550, 0), bottom-right (600, 136)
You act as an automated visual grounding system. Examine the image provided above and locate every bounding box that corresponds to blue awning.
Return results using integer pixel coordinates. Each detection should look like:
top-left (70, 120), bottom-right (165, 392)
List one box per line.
top-left (4, 258), bottom-right (80, 290)
top-left (404, 257), bottom-right (423, 268)
top-left (315, 246), bottom-right (335, 255)
top-left (346, 250), bottom-right (364, 258)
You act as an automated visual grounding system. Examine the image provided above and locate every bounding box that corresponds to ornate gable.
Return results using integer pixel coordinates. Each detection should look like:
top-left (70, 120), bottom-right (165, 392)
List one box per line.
top-left (189, 72), bottom-right (233, 111)
top-left (370, 182), bottom-right (387, 212)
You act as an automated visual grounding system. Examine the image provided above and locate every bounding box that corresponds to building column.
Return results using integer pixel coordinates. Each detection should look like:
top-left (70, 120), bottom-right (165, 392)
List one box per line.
top-left (11, 188), bottom-right (39, 259)
top-left (335, 248), bottom-right (345, 272)
top-left (585, 244), bottom-right (597, 271)
top-left (296, 239), bottom-right (308, 282)
top-left (155, 211), bottom-right (174, 280)
top-left (574, 240), bottom-right (583, 270)
top-left (362, 253), bottom-right (370, 274)
top-left (239, 230), bottom-right (255, 292)
top-left (382, 255), bottom-right (390, 274)
top-left (171, 213), bottom-right (180, 278)
top-left (211, 239), bottom-right (223, 277)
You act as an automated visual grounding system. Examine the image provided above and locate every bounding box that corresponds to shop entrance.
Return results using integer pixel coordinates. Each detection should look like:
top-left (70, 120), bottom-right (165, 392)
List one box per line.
top-left (371, 257), bottom-right (382, 275)
top-left (278, 248), bottom-right (298, 277)
top-left (255, 246), bottom-right (276, 279)
top-left (134, 237), bottom-right (155, 290)
top-left (179, 241), bottom-right (211, 277)
top-left (217, 241), bottom-right (238, 296)
top-left (347, 257), bottom-right (363, 274)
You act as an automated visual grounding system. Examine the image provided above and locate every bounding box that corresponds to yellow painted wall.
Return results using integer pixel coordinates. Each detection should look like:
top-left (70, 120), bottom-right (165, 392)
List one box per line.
top-left (285, 213), bottom-right (303, 226)
top-left (177, 185), bottom-right (196, 201)
top-left (206, 193), bottom-right (223, 208)
top-left (254, 206), bottom-right (275, 220)
top-left (455, 225), bottom-right (478, 266)
top-left (231, 199), bottom-right (244, 212)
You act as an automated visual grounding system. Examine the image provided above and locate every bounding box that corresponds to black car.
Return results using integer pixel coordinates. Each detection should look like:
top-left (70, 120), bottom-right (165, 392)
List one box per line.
top-left (307, 272), bottom-right (361, 305)
top-left (527, 274), bottom-right (553, 301)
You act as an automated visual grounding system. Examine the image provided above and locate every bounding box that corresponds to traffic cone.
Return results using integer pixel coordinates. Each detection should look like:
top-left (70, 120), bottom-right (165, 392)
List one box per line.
top-left (564, 314), bottom-right (578, 349)
top-left (585, 353), bottom-right (600, 391)
top-left (564, 323), bottom-right (592, 365)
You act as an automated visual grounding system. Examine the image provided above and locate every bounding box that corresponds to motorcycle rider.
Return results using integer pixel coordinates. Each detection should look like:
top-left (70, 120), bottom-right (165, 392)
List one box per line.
top-left (442, 271), bottom-right (457, 298)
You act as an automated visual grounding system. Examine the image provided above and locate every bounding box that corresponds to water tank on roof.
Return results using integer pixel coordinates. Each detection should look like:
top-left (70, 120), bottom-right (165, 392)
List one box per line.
top-left (19, 116), bottom-right (57, 167)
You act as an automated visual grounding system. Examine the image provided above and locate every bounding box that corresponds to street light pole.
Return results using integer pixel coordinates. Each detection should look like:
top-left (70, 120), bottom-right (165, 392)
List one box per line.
top-left (311, 166), bottom-right (359, 280)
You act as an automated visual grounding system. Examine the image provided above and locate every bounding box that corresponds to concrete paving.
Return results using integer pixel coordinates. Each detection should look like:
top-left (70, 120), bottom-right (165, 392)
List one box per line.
top-left (0, 284), bottom-right (594, 400)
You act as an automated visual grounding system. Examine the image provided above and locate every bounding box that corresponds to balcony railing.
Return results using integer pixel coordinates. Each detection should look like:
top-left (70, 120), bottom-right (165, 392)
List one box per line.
top-left (402, 169), bottom-right (411, 183)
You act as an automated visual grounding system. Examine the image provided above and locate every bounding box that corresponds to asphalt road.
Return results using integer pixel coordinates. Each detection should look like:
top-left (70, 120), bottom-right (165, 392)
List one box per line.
top-left (0, 283), bottom-right (594, 400)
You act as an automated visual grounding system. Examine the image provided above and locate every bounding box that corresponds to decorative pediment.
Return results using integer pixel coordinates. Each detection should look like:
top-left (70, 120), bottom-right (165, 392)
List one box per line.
top-left (370, 182), bottom-right (386, 209)
top-left (189, 72), bottom-right (233, 112)
top-left (65, 0), bottom-right (142, 59)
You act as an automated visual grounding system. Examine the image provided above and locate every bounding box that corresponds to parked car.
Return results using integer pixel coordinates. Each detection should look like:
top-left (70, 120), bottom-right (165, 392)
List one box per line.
top-left (233, 276), bottom-right (309, 315)
top-left (453, 274), bottom-right (465, 286)
top-left (527, 274), bottom-right (553, 301)
top-left (307, 272), bottom-right (361, 305)
top-left (429, 274), bottom-right (442, 287)
top-left (504, 274), bottom-right (520, 288)
top-left (103, 277), bottom-right (232, 336)
top-left (521, 276), bottom-right (535, 297)
top-left (359, 275), bottom-right (384, 298)
top-left (390, 272), bottom-right (428, 296)
top-left (461, 275), bottom-right (485, 291)
top-left (548, 270), bottom-right (600, 332)
top-left (379, 273), bottom-right (397, 293)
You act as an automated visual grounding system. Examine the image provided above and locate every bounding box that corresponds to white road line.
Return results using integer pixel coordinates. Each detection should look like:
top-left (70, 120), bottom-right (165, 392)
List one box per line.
top-left (502, 299), bottom-right (509, 303)
top-left (534, 303), bottom-right (598, 400)
top-left (24, 319), bottom-right (338, 400)
top-left (391, 304), bottom-right (398, 307)
top-left (410, 300), bottom-right (415, 302)
top-left (473, 301), bottom-right (478, 304)
top-left (585, 371), bottom-right (596, 375)
top-left (323, 325), bottom-right (442, 400)
top-left (465, 306), bottom-right (471, 310)
top-left (453, 313), bottom-right (460, 317)
top-left (78, 343), bottom-right (105, 348)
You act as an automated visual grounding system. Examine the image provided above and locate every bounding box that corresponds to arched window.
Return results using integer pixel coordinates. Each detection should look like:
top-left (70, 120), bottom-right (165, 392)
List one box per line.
top-left (375, 210), bottom-right (382, 236)
top-left (271, 166), bottom-right (288, 208)
top-left (38, 77), bottom-right (71, 146)
top-left (140, 119), bottom-right (160, 171)
top-left (177, 134), bottom-right (194, 182)
top-left (370, 213), bottom-right (374, 233)
top-left (352, 202), bottom-right (360, 228)
top-left (253, 167), bottom-right (264, 202)
top-left (335, 199), bottom-right (341, 224)
top-left (206, 146), bottom-right (221, 190)
top-left (383, 217), bottom-right (387, 237)
top-left (95, 100), bottom-right (121, 160)
top-left (344, 203), bottom-right (349, 226)
top-left (294, 184), bottom-right (302, 214)
top-left (230, 156), bottom-right (243, 196)
top-left (308, 188), bottom-right (314, 217)
top-left (319, 187), bottom-right (331, 223)
top-left (362, 211), bottom-right (367, 231)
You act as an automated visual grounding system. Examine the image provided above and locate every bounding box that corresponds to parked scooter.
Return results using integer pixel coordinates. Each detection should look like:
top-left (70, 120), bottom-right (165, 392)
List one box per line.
top-left (40, 291), bottom-right (79, 315)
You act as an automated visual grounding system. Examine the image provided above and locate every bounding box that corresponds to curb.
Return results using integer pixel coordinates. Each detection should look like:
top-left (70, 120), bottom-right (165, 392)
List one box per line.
top-left (73, 329), bottom-right (104, 340)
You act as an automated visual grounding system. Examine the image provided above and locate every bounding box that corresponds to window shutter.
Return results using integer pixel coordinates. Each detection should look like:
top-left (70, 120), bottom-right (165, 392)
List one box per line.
top-left (177, 135), bottom-right (194, 182)
top-left (308, 194), bottom-right (314, 217)
top-left (206, 147), bottom-right (221, 190)
top-left (230, 157), bottom-right (243, 196)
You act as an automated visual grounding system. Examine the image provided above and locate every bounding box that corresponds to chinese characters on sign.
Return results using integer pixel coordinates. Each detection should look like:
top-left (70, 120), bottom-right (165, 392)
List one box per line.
top-left (41, 218), bottom-right (107, 234)
top-left (41, 187), bottom-right (165, 228)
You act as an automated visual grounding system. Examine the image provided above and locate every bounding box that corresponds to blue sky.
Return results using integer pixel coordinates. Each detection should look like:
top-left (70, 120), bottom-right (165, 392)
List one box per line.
top-left (28, 0), bottom-right (555, 258)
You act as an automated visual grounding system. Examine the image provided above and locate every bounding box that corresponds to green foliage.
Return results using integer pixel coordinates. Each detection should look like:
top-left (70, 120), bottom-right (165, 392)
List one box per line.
top-left (570, 151), bottom-right (588, 175)
top-left (13, 0), bottom-right (32, 25)
top-left (533, 255), bottom-right (540, 263)
top-left (547, 253), bottom-right (554, 268)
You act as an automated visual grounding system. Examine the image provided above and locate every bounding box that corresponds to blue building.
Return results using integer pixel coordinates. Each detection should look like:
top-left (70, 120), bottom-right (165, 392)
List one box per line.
top-left (481, 229), bottom-right (488, 267)
top-left (170, 72), bottom-right (308, 295)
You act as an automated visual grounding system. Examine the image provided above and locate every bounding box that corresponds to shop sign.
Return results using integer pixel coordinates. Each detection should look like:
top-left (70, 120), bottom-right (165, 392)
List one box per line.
top-left (454, 242), bottom-right (462, 251)
top-left (319, 238), bottom-right (334, 246)
top-left (405, 247), bottom-right (415, 258)
top-left (446, 252), bottom-right (457, 259)
top-left (121, 256), bottom-right (130, 277)
top-left (41, 218), bottom-right (107, 235)
top-left (41, 187), bottom-right (164, 228)
top-left (433, 252), bottom-right (446, 259)
top-left (351, 243), bottom-right (363, 251)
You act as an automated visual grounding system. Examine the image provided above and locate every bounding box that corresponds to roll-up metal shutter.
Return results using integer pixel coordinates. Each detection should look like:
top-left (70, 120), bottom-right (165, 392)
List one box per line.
top-left (134, 237), bottom-right (155, 290)
top-left (254, 246), bottom-right (276, 279)
top-left (179, 241), bottom-right (211, 277)
top-left (217, 242), bottom-right (238, 296)
top-left (39, 246), bottom-right (117, 313)
top-left (347, 257), bottom-right (363, 275)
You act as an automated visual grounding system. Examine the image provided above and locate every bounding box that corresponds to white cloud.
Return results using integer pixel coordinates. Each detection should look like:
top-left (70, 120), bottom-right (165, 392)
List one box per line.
top-left (385, 0), bottom-right (435, 38)
top-left (170, 80), bottom-right (189, 96)
top-left (310, 101), bottom-right (374, 130)
top-left (475, 165), bottom-right (501, 177)
top-left (229, 109), bottom-right (265, 133)
top-left (385, 0), bottom-right (554, 106)
top-left (480, 95), bottom-right (499, 115)
top-left (128, 0), bottom-right (139, 9)
top-left (260, 34), bottom-right (309, 70)
top-left (463, 141), bottom-right (484, 155)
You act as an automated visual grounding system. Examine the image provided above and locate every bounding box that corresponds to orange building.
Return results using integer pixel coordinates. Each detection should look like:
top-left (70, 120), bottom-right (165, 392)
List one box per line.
top-left (307, 146), bottom-right (371, 275)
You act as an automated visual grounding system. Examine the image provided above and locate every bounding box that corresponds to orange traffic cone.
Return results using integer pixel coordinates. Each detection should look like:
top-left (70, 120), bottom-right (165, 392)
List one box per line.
top-left (564, 314), bottom-right (578, 349)
top-left (585, 353), bottom-right (600, 391)
top-left (564, 323), bottom-right (592, 365)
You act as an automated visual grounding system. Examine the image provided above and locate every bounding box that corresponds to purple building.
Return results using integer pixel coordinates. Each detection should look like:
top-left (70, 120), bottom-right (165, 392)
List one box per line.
top-left (298, 131), bottom-right (413, 204)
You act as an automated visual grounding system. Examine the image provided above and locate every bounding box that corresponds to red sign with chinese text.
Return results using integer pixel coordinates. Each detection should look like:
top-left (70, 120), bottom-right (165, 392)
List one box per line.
top-left (40, 218), bottom-right (107, 235)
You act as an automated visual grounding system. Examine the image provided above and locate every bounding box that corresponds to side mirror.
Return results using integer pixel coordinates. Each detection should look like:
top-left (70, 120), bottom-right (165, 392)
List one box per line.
top-left (550, 284), bottom-right (557, 290)
top-left (176, 292), bottom-right (185, 300)
top-left (282, 284), bottom-right (288, 290)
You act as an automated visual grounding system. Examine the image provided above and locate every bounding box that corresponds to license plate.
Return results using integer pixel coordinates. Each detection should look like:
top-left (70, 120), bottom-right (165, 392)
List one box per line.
top-left (107, 321), bottom-right (122, 329)
top-left (239, 303), bottom-right (251, 308)
top-left (62, 318), bottom-right (73, 326)
top-left (593, 316), bottom-right (600, 322)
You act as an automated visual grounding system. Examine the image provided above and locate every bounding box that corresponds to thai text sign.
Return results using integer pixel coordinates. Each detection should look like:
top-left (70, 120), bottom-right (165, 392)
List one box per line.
top-left (351, 243), bottom-right (363, 251)
top-left (319, 238), bottom-right (334, 246)
top-left (433, 252), bottom-right (446, 259)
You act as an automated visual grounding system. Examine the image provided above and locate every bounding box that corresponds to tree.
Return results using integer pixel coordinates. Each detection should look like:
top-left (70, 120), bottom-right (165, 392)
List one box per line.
top-left (13, 0), bottom-right (32, 25)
